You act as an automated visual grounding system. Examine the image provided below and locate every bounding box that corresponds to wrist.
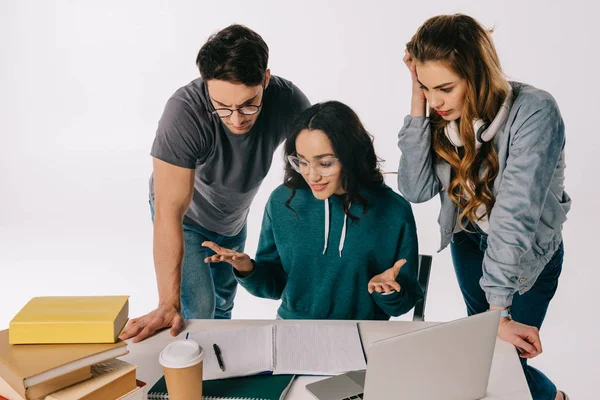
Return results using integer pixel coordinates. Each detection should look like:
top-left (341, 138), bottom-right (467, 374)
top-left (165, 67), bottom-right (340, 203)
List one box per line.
top-left (158, 298), bottom-right (181, 311)
top-left (235, 260), bottom-right (255, 276)
top-left (490, 305), bottom-right (511, 320)
top-left (498, 316), bottom-right (512, 330)
top-left (410, 101), bottom-right (426, 117)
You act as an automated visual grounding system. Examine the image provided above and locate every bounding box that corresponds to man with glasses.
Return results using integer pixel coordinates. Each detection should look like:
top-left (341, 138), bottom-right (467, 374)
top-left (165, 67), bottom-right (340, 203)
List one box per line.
top-left (120, 24), bottom-right (309, 343)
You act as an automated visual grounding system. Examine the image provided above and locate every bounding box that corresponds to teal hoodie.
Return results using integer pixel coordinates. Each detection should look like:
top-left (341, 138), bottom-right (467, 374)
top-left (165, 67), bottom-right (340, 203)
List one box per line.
top-left (236, 184), bottom-right (423, 320)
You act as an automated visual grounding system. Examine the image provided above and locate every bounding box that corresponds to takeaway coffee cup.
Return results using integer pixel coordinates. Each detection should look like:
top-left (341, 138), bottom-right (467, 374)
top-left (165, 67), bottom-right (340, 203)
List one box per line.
top-left (159, 339), bottom-right (204, 400)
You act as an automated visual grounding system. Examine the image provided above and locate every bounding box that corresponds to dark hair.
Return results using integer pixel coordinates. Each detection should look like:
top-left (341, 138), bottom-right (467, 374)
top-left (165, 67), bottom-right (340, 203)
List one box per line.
top-left (283, 101), bottom-right (384, 221)
top-left (196, 24), bottom-right (269, 86)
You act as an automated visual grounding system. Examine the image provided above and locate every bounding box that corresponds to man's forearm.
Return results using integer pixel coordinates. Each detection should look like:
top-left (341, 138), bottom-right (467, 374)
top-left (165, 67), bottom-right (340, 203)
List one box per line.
top-left (153, 214), bottom-right (185, 309)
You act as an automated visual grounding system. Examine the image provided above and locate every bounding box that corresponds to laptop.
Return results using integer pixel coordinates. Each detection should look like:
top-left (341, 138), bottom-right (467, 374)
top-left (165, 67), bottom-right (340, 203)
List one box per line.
top-left (305, 311), bottom-right (500, 400)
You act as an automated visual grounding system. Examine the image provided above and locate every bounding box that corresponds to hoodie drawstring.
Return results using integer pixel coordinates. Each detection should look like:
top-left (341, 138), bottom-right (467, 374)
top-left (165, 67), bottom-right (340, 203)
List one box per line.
top-left (323, 198), bottom-right (349, 258)
top-left (323, 198), bottom-right (330, 255)
top-left (339, 211), bottom-right (348, 257)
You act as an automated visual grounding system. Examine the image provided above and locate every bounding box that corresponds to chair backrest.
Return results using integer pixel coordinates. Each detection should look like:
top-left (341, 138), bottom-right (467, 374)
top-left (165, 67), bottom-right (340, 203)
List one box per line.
top-left (412, 254), bottom-right (433, 321)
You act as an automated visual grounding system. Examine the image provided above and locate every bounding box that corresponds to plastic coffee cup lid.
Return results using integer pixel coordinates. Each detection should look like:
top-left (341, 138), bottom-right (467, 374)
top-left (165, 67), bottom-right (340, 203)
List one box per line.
top-left (159, 339), bottom-right (204, 369)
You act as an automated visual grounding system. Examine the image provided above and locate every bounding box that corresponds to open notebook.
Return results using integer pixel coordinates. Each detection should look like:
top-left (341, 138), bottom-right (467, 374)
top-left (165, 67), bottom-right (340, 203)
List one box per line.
top-left (190, 323), bottom-right (366, 380)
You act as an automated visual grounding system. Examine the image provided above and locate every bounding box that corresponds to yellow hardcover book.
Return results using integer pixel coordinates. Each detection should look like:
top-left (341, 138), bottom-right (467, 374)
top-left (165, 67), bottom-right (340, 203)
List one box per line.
top-left (9, 296), bottom-right (129, 345)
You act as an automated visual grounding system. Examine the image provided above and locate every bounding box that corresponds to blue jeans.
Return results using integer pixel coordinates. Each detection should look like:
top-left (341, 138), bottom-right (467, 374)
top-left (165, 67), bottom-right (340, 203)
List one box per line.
top-left (150, 201), bottom-right (247, 319)
top-left (451, 224), bottom-right (563, 400)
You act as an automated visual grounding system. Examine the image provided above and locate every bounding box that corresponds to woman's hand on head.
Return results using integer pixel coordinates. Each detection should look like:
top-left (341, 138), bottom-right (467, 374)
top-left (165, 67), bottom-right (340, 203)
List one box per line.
top-left (403, 49), bottom-right (420, 83)
top-left (403, 49), bottom-right (427, 116)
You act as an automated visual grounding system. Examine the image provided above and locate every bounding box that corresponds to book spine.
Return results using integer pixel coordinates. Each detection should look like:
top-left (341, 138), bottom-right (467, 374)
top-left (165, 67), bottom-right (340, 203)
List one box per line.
top-left (9, 321), bottom-right (116, 344)
top-left (0, 362), bottom-right (26, 398)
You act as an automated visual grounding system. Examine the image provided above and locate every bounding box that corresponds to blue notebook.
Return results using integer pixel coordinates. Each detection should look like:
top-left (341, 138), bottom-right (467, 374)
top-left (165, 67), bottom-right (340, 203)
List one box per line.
top-left (147, 374), bottom-right (295, 400)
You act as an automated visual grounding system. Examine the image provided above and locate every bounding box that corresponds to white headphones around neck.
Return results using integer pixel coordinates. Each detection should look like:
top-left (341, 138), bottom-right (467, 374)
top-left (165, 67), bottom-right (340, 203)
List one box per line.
top-left (444, 92), bottom-right (514, 150)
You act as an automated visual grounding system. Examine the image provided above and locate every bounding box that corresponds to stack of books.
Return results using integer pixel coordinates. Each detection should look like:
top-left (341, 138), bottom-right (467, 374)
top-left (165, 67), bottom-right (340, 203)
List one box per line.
top-left (0, 296), bottom-right (144, 400)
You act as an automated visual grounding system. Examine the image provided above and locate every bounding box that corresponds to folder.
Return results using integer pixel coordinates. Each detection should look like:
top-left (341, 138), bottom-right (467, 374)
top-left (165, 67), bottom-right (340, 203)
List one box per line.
top-left (148, 374), bottom-right (295, 400)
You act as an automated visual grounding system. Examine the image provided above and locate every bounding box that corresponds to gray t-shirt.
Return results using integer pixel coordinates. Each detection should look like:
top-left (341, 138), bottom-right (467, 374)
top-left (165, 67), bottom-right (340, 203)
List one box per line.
top-left (150, 75), bottom-right (310, 236)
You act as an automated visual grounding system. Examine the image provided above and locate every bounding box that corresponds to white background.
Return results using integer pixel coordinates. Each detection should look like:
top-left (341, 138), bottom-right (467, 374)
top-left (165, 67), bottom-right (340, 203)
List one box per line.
top-left (1, 1), bottom-right (598, 397)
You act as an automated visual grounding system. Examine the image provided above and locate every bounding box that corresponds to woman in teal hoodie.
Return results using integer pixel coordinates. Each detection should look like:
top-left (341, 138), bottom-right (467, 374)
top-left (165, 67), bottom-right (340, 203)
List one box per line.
top-left (203, 101), bottom-right (423, 320)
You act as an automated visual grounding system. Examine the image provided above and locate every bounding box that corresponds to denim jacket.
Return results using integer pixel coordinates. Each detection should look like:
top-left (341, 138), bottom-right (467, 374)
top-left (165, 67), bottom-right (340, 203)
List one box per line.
top-left (397, 82), bottom-right (571, 307)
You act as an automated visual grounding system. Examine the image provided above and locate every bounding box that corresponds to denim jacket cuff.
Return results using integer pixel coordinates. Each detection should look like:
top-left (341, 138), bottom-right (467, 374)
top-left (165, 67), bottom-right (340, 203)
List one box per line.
top-left (485, 292), bottom-right (514, 308)
top-left (401, 115), bottom-right (429, 130)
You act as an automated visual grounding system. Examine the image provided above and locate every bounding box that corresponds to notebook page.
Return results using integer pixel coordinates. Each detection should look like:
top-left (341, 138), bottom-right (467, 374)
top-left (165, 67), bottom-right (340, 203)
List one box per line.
top-left (190, 326), bottom-right (273, 380)
top-left (273, 323), bottom-right (367, 375)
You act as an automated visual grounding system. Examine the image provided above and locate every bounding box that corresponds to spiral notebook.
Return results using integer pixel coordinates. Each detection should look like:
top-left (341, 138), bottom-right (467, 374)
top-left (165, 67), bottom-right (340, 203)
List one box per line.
top-left (189, 323), bottom-right (366, 380)
top-left (147, 374), bottom-right (295, 400)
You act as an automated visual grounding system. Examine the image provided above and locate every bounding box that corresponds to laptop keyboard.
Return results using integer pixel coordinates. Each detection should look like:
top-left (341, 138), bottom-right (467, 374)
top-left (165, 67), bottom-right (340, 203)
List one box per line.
top-left (342, 395), bottom-right (364, 399)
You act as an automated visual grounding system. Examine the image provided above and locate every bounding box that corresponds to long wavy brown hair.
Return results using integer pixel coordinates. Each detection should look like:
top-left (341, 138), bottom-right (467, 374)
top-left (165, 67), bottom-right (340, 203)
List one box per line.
top-left (407, 14), bottom-right (510, 227)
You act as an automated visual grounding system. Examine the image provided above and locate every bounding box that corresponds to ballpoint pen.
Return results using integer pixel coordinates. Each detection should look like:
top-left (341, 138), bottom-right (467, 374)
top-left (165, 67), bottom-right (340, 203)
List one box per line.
top-left (213, 343), bottom-right (225, 372)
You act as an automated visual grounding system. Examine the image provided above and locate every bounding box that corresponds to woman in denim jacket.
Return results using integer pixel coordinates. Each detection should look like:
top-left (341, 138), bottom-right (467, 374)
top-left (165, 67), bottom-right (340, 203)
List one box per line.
top-left (397, 14), bottom-right (571, 400)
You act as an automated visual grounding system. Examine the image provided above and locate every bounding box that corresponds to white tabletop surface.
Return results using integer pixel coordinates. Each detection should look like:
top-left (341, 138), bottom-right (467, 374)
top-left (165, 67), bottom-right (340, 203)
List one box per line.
top-left (121, 319), bottom-right (532, 400)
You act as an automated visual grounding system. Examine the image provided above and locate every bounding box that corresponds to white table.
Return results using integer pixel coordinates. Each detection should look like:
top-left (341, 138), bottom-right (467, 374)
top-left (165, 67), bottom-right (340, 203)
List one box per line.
top-left (121, 319), bottom-right (532, 400)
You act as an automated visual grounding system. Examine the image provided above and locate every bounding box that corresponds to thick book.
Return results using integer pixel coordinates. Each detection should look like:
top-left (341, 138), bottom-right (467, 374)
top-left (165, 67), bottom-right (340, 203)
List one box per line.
top-left (148, 374), bottom-right (295, 400)
top-left (0, 367), bottom-right (91, 400)
top-left (118, 380), bottom-right (146, 400)
top-left (118, 386), bottom-right (143, 400)
top-left (45, 358), bottom-right (137, 400)
top-left (0, 367), bottom-right (143, 400)
top-left (190, 323), bottom-right (366, 381)
top-left (0, 330), bottom-right (128, 399)
top-left (9, 296), bottom-right (129, 344)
